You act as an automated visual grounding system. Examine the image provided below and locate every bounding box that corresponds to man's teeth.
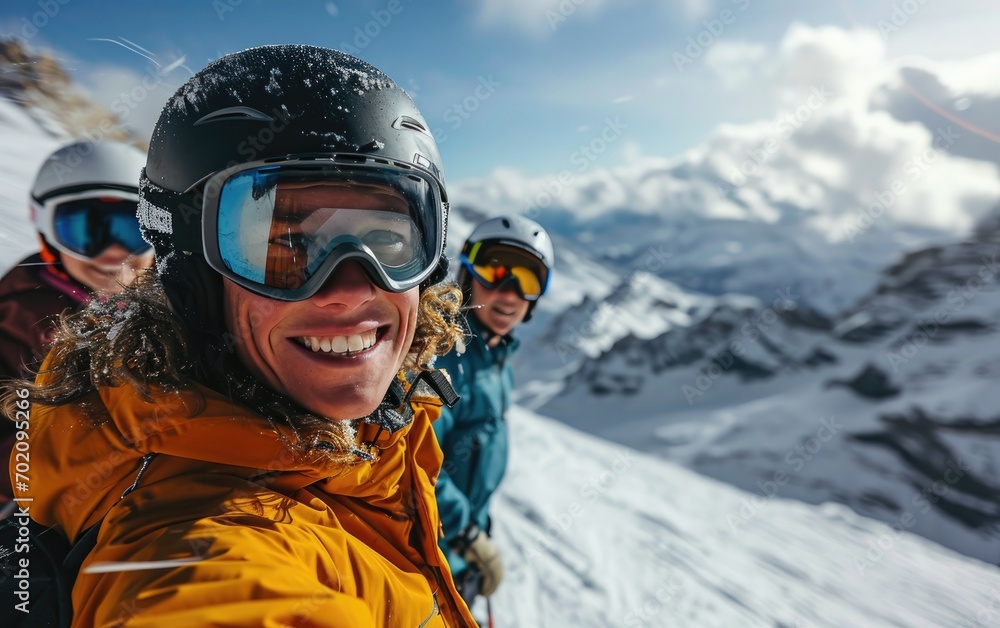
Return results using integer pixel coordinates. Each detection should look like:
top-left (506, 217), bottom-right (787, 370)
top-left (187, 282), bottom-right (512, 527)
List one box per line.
top-left (301, 330), bottom-right (377, 354)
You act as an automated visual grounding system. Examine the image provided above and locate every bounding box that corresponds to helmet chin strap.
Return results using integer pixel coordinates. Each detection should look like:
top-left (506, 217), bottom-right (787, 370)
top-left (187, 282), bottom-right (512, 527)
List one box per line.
top-left (356, 369), bottom-right (459, 459)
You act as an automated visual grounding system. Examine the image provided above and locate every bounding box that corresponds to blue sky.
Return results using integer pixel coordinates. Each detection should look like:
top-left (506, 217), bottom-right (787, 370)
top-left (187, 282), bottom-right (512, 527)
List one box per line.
top-left (1, 0), bottom-right (998, 182)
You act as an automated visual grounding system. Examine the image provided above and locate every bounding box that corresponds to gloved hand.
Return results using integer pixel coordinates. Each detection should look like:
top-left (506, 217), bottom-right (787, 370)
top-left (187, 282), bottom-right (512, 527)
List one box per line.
top-left (455, 524), bottom-right (504, 597)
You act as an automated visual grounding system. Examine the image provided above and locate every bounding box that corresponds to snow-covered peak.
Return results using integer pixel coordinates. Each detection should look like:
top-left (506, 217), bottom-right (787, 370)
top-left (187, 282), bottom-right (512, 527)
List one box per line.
top-left (535, 217), bottom-right (1000, 564)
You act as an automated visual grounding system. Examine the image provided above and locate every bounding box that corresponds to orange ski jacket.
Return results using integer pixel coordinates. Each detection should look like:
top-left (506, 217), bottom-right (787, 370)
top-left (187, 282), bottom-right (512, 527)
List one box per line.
top-left (13, 378), bottom-right (477, 627)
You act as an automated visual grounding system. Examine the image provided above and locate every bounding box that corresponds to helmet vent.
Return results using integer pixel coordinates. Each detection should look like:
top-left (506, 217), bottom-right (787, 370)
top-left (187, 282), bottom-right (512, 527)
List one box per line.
top-left (393, 115), bottom-right (432, 136)
top-left (502, 218), bottom-right (511, 228)
top-left (194, 106), bottom-right (275, 126)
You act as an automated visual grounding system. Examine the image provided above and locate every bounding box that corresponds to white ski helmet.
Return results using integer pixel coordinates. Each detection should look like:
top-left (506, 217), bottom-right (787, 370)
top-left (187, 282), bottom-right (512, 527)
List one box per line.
top-left (458, 215), bottom-right (554, 322)
top-left (30, 140), bottom-right (147, 260)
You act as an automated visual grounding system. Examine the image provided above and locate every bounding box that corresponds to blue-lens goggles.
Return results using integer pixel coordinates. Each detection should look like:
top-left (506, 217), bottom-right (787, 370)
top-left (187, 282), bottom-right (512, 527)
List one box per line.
top-left (198, 159), bottom-right (445, 301)
top-left (50, 194), bottom-right (149, 258)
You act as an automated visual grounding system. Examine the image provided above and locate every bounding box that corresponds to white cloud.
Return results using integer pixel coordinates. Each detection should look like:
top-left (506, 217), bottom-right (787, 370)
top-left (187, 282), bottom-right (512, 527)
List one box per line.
top-left (706, 24), bottom-right (886, 105)
top-left (475, 0), bottom-right (610, 37)
top-left (704, 41), bottom-right (767, 91)
top-left (325, 2), bottom-right (339, 17)
top-left (474, 0), bottom-right (710, 37)
top-left (453, 24), bottom-right (1000, 243)
top-left (775, 24), bottom-right (886, 101)
top-left (677, 0), bottom-right (714, 21)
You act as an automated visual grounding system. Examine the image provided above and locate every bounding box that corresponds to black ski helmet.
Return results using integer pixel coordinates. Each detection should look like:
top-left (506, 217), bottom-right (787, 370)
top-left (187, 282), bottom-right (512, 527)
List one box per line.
top-left (138, 45), bottom-right (450, 351)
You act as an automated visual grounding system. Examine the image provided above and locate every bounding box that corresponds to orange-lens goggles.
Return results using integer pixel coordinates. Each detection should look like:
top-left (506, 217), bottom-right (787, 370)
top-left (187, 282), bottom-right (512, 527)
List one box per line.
top-left (470, 262), bottom-right (543, 299)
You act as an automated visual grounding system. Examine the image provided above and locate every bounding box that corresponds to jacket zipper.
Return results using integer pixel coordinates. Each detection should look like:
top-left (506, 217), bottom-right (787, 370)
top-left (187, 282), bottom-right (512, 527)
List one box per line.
top-left (417, 595), bottom-right (440, 628)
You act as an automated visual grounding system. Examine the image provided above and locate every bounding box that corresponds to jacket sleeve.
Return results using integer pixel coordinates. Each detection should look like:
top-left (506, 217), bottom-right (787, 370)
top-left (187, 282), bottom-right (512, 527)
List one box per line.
top-left (432, 402), bottom-right (473, 546)
top-left (74, 491), bottom-right (382, 627)
top-left (88, 561), bottom-right (377, 628)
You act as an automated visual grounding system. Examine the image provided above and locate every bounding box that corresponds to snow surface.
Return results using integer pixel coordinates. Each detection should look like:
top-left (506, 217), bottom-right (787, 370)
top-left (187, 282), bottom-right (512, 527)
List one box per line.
top-left (491, 408), bottom-right (1000, 627)
top-left (0, 99), bottom-right (59, 274)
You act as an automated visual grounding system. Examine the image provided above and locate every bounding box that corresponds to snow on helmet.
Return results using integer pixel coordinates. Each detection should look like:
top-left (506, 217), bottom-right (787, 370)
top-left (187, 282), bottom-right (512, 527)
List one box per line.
top-left (458, 215), bottom-right (554, 322)
top-left (137, 44), bottom-right (451, 344)
top-left (30, 140), bottom-right (147, 260)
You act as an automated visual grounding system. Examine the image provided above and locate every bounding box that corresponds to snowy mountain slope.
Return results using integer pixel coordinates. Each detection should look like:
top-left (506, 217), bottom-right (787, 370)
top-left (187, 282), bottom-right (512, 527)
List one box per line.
top-left (539, 283), bottom-right (837, 416)
top-left (491, 407), bottom-right (1000, 627)
top-left (537, 223), bottom-right (1000, 563)
top-left (513, 270), bottom-right (720, 407)
top-left (0, 98), bottom-right (59, 273)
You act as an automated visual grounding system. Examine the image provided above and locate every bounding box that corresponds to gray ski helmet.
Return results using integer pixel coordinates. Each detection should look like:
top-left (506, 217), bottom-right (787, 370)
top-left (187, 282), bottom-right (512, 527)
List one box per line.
top-left (31, 141), bottom-right (145, 261)
top-left (32, 140), bottom-right (145, 202)
top-left (458, 215), bottom-right (554, 323)
top-left (137, 45), bottom-right (450, 345)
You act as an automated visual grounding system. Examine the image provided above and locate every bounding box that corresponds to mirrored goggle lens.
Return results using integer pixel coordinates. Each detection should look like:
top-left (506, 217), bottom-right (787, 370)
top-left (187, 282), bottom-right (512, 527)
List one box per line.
top-left (53, 197), bottom-right (148, 258)
top-left (214, 165), bottom-right (435, 292)
top-left (471, 262), bottom-right (544, 299)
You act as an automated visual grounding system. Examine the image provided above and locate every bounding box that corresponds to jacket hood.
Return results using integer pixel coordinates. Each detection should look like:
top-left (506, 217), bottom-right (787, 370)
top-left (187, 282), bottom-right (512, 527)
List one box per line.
top-left (23, 379), bottom-right (437, 542)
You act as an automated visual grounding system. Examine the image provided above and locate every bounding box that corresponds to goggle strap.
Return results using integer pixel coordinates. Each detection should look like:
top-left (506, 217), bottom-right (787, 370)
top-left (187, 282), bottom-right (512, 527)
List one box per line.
top-left (36, 183), bottom-right (139, 204)
top-left (466, 241), bottom-right (483, 265)
top-left (140, 184), bottom-right (202, 254)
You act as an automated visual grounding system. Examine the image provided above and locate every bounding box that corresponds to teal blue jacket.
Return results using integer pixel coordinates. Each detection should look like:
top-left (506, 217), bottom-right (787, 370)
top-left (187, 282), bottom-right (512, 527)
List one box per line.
top-left (433, 314), bottom-right (519, 575)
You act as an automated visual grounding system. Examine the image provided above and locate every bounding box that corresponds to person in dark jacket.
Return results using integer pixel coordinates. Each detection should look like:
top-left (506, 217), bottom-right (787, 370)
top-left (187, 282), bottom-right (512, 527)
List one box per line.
top-left (434, 215), bottom-right (554, 604)
top-left (0, 140), bottom-right (151, 504)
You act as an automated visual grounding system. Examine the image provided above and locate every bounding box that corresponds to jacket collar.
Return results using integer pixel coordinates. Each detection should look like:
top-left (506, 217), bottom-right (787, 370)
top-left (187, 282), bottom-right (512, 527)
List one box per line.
top-left (28, 379), bottom-right (434, 538)
top-left (466, 311), bottom-right (520, 361)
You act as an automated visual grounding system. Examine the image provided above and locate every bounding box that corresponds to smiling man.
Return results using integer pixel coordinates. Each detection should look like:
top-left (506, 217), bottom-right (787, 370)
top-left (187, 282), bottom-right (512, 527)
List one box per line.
top-left (7, 45), bottom-right (478, 627)
top-left (433, 215), bottom-right (555, 608)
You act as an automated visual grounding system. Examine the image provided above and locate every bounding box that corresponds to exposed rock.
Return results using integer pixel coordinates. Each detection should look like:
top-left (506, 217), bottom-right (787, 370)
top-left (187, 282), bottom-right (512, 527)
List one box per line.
top-left (827, 363), bottom-right (901, 400)
top-left (0, 38), bottom-right (143, 146)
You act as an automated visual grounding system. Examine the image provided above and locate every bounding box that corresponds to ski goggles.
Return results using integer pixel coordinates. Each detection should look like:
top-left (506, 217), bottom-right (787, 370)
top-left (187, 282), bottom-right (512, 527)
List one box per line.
top-left (33, 190), bottom-right (149, 259)
top-left (197, 159), bottom-right (445, 301)
top-left (462, 244), bottom-right (549, 301)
